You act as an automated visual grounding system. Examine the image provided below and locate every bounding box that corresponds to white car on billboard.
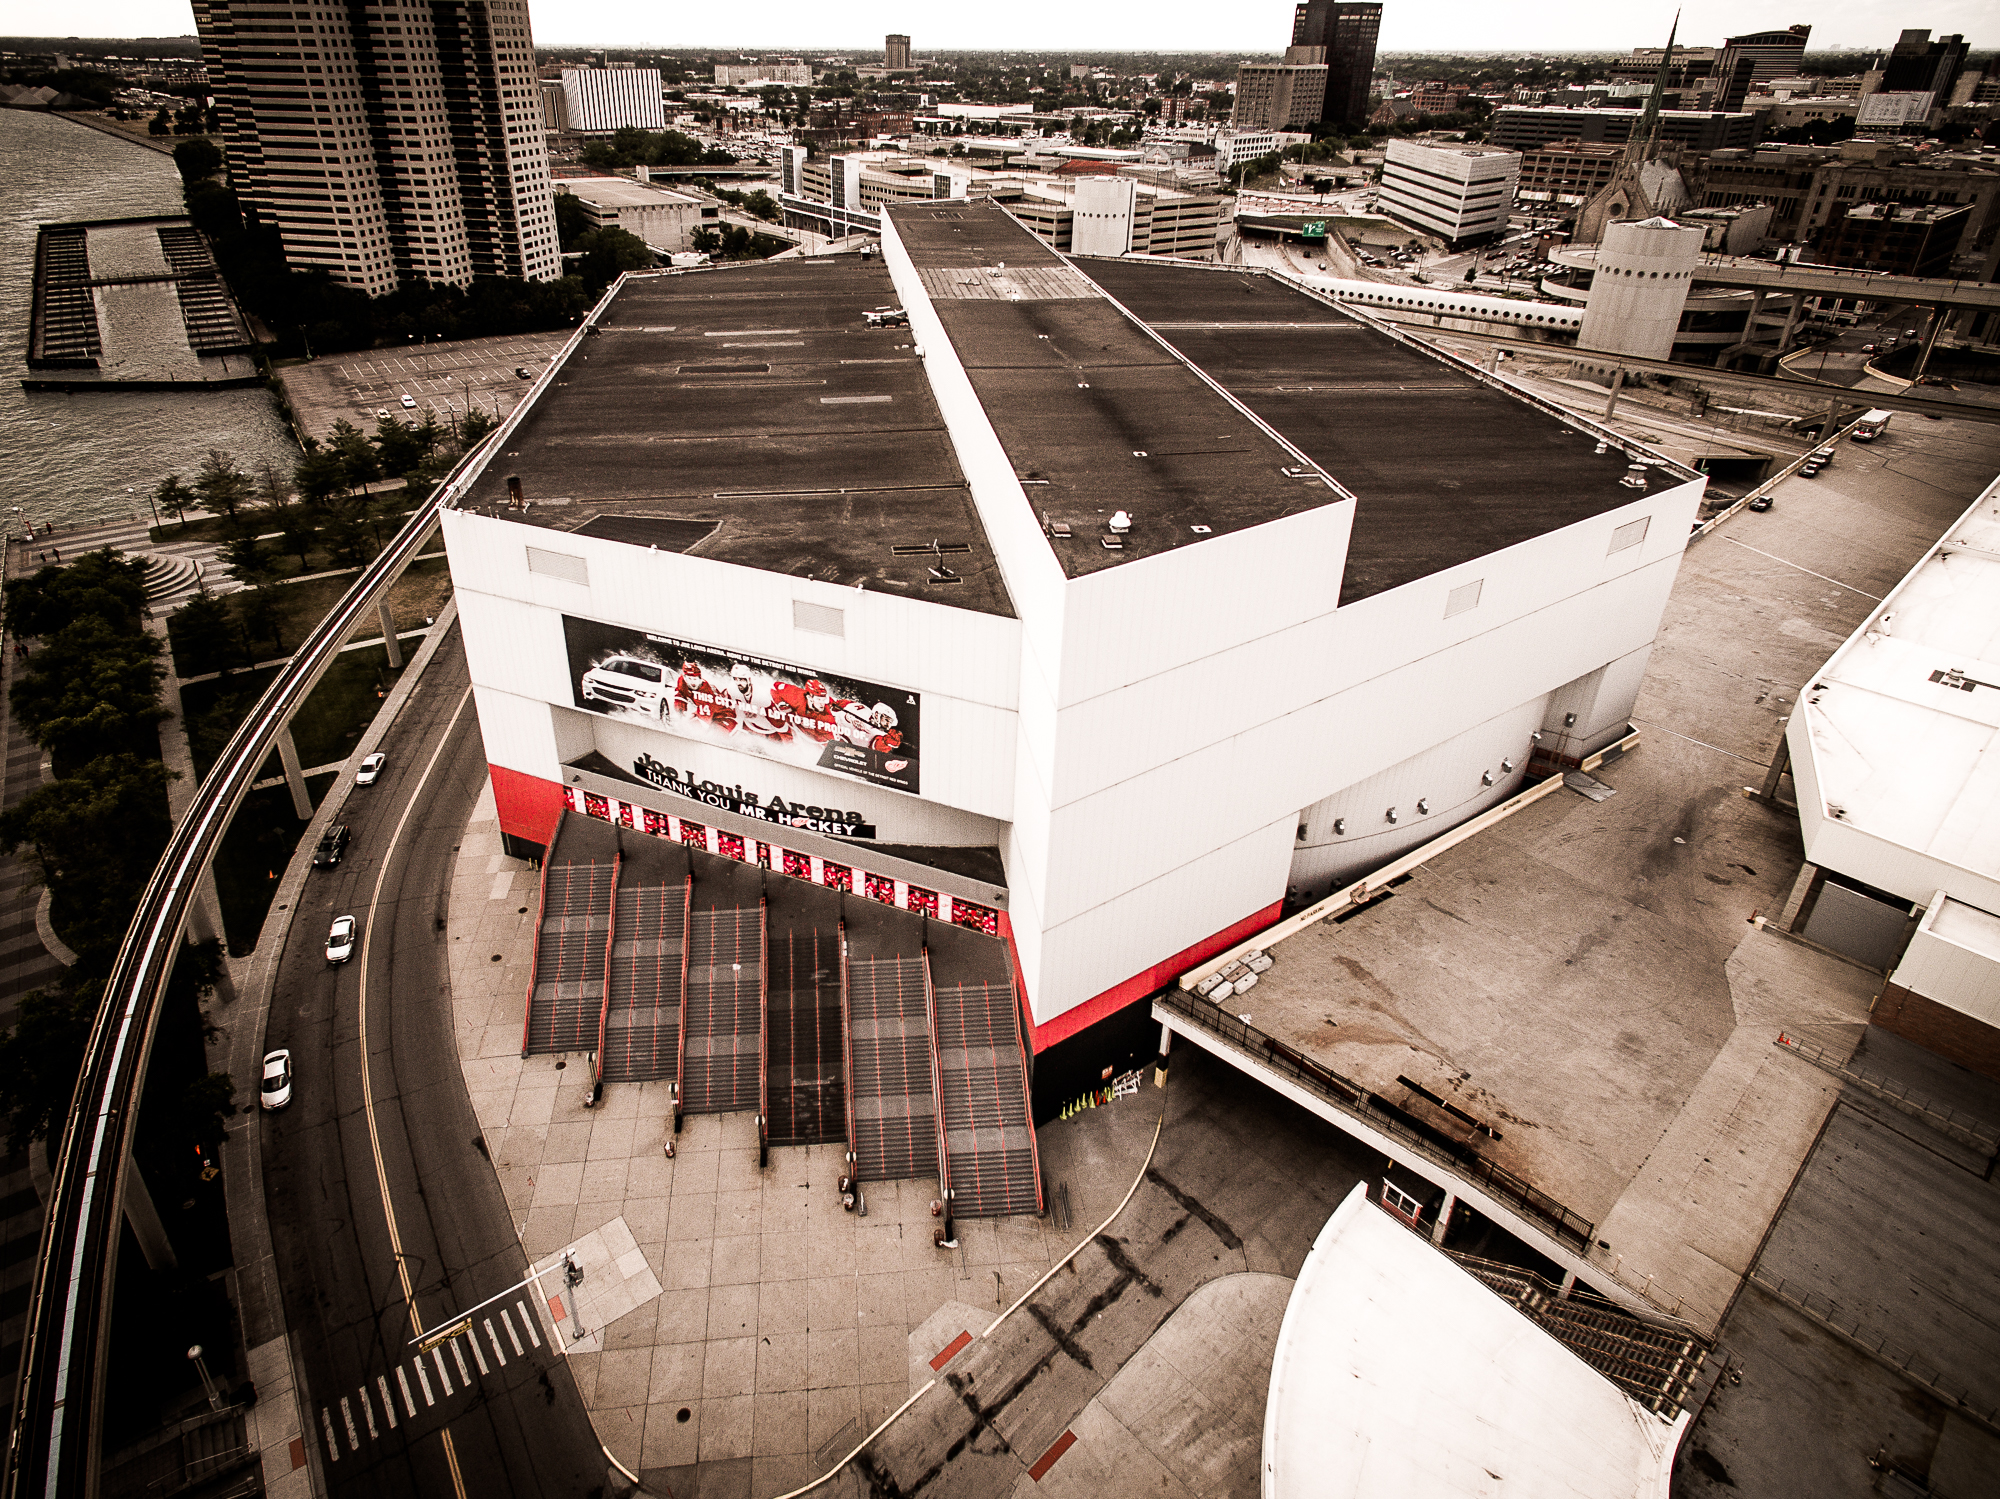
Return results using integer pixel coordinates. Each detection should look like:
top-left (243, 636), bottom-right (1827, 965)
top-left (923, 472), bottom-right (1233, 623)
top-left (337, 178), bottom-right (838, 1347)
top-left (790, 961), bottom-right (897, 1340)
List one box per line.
top-left (581, 654), bottom-right (671, 718)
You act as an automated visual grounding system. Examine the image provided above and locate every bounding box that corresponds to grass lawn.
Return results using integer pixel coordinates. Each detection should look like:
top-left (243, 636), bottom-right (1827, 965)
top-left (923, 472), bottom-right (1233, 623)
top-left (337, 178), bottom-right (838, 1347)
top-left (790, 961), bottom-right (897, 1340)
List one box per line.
top-left (212, 776), bottom-right (337, 955)
top-left (180, 643), bottom-right (414, 780)
top-left (166, 554), bottom-right (451, 676)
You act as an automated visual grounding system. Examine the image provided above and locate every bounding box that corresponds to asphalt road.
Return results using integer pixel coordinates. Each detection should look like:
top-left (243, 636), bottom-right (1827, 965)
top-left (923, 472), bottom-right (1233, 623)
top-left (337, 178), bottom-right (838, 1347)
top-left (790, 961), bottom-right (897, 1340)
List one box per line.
top-left (258, 633), bottom-right (607, 1497)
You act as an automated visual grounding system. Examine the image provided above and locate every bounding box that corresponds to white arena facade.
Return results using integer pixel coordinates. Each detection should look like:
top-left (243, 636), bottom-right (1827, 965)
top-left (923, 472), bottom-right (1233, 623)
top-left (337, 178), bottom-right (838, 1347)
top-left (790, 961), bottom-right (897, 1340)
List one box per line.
top-left (438, 199), bottom-right (1705, 1086)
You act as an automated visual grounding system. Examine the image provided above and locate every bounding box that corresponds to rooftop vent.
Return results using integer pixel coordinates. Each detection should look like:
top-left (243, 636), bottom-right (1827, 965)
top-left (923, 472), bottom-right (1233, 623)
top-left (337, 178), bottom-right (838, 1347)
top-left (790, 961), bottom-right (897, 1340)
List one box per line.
top-left (1109, 510), bottom-right (1132, 534)
top-left (1620, 464), bottom-right (1649, 489)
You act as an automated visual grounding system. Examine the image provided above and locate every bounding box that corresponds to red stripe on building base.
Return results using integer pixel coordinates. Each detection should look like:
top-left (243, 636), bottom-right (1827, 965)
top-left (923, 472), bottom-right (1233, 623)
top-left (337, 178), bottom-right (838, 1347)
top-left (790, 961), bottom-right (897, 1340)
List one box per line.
top-left (491, 765), bottom-right (567, 850)
top-left (1027, 901), bottom-right (1283, 1053)
top-left (1028, 1429), bottom-right (1077, 1482)
top-left (929, 1330), bottom-right (972, 1370)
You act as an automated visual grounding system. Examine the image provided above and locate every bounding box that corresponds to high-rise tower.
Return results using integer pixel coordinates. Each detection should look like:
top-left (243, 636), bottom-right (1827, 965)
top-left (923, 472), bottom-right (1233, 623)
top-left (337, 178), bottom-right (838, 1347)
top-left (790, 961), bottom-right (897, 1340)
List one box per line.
top-left (192, 0), bottom-right (563, 295)
top-left (1289, 1), bottom-right (1381, 130)
top-left (885, 34), bottom-right (911, 71)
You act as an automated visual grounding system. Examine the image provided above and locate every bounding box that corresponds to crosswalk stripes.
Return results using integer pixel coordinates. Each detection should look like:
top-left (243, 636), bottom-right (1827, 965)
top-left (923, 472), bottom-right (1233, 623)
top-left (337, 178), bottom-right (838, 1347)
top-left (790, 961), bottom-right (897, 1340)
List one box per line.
top-left (318, 1296), bottom-right (547, 1462)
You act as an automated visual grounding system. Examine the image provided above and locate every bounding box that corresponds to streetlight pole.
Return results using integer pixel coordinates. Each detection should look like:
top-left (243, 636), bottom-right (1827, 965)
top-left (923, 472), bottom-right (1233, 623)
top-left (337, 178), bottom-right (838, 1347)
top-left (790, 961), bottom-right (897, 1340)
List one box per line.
top-left (187, 1344), bottom-right (224, 1412)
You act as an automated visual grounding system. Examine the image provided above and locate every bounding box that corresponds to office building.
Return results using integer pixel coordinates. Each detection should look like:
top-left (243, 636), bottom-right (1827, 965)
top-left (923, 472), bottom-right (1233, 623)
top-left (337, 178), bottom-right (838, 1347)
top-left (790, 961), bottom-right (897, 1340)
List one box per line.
top-left (1489, 107), bottom-right (1756, 153)
top-left (1289, 1), bottom-right (1381, 129)
top-left (1377, 139), bottom-right (1520, 247)
top-left (560, 66), bottom-right (664, 134)
top-left (1515, 142), bottom-right (1628, 207)
top-left (191, 0), bottom-right (561, 294)
top-left (713, 59), bottom-right (813, 86)
top-left (1233, 61), bottom-right (1329, 131)
top-left (1880, 29), bottom-right (1969, 102)
top-left (885, 34), bottom-right (910, 71)
top-left (1813, 201), bottom-right (1970, 277)
top-left (557, 177), bottom-right (715, 254)
top-left (1717, 24), bottom-right (1811, 106)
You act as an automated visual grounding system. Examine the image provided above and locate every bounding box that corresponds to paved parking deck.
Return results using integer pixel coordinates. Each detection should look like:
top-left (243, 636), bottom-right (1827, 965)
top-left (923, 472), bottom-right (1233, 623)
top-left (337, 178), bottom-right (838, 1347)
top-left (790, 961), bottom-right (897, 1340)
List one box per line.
top-left (278, 332), bottom-right (568, 441)
top-left (1179, 405), bottom-right (2000, 1333)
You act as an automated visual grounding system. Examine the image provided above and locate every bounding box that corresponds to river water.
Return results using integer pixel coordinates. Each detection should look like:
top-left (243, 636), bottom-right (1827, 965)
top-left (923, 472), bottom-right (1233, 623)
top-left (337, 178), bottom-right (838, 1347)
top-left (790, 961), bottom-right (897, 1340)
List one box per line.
top-left (0, 110), bottom-right (298, 529)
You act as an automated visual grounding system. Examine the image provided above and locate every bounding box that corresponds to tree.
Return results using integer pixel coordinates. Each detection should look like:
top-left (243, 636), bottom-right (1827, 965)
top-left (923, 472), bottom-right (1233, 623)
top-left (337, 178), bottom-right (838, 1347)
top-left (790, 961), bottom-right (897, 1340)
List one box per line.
top-left (239, 585), bottom-right (285, 655)
top-left (149, 106), bottom-right (171, 137)
top-left (0, 754), bottom-right (176, 961)
top-left (220, 533), bottom-right (271, 583)
top-left (172, 137), bottom-right (222, 187)
top-left (742, 189), bottom-right (779, 222)
top-left (461, 406), bottom-right (497, 447)
top-left (373, 416), bottom-right (425, 477)
top-left (9, 618), bottom-right (170, 769)
top-left (294, 446), bottom-right (350, 508)
top-left (328, 420), bottom-right (382, 488)
top-left (0, 980), bottom-right (97, 1155)
top-left (690, 226), bottom-right (721, 254)
top-left (155, 474), bottom-right (197, 531)
top-left (574, 226), bottom-right (656, 288)
top-left (193, 449), bottom-right (252, 525)
top-left (170, 589), bottom-right (244, 677)
top-left (2, 550), bottom-right (150, 640)
top-left (552, 190), bottom-right (591, 250)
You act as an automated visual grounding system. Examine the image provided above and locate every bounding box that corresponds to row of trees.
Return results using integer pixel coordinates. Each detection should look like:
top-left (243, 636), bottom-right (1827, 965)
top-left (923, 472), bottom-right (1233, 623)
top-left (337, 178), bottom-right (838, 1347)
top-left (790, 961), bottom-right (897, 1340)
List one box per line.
top-left (0, 554), bottom-right (231, 1158)
top-left (147, 100), bottom-right (218, 136)
top-left (578, 126), bottom-right (739, 172)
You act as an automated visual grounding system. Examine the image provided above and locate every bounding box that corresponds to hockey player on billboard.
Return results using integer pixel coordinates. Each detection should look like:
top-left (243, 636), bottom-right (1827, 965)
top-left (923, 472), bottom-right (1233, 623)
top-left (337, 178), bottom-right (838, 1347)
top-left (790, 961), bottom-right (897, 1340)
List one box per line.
top-left (564, 615), bottom-right (921, 794)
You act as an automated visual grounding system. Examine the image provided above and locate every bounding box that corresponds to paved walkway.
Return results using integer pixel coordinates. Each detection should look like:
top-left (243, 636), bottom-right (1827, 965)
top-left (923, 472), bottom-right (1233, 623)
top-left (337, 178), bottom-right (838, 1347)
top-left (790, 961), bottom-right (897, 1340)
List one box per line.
top-left (446, 787), bottom-right (1179, 1494)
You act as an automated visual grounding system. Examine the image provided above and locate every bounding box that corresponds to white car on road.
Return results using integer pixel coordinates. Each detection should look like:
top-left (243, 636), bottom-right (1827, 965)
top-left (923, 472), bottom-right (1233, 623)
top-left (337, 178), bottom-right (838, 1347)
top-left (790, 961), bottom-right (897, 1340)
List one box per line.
top-left (355, 752), bottom-right (386, 785)
top-left (326, 915), bottom-right (357, 964)
top-left (260, 1049), bottom-right (292, 1110)
top-left (400, 393), bottom-right (417, 409)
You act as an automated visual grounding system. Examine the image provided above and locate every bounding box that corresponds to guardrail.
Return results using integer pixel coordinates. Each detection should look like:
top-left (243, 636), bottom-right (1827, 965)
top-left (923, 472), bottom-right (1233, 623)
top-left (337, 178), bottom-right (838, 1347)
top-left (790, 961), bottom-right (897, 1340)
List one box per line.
top-left (1690, 412), bottom-right (1865, 540)
top-left (1775, 1032), bottom-right (2000, 1153)
top-left (5, 276), bottom-right (618, 1499)
top-left (1157, 988), bottom-right (1595, 1253)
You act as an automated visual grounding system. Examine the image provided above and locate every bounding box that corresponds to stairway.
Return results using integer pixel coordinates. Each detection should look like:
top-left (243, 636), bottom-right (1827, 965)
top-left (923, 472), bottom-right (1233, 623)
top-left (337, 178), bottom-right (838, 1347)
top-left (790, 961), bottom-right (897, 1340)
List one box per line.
top-left (933, 978), bottom-right (1040, 1218)
top-left (765, 925), bottom-right (846, 1146)
top-left (521, 854), bottom-right (615, 1055)
top-left (1454, 1253), bottom-right (1710, 1415)
top-left (681, 903), bottom-right (763, 1113)
top-left (600, 877), bottom-right (687, 1084)
top-left (846, 953), bottom-right (937, 1183)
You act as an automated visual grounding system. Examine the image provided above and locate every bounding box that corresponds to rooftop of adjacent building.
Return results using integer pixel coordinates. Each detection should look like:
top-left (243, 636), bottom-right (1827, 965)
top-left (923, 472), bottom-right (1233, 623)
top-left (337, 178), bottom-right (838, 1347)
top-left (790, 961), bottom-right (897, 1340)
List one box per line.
top-left (556, 175), bottom-right (705, 209)
top-left (1797, 475), bottom-right (2000, 886)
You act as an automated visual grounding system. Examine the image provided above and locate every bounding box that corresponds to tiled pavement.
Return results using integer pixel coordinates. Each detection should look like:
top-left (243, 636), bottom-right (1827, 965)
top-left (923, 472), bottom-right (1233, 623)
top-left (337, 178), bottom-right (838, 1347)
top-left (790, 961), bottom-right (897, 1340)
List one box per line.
top-left (0, 535), bottom-right (80, 1419)
top-left (447, 784), bottom-right (1166, 1496)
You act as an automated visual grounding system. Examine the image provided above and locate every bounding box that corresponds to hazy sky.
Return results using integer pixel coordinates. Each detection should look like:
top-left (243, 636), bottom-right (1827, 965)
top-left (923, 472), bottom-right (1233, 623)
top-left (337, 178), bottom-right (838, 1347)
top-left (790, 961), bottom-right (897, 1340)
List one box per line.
top-left (29, 0), bottom-right (1995, 54)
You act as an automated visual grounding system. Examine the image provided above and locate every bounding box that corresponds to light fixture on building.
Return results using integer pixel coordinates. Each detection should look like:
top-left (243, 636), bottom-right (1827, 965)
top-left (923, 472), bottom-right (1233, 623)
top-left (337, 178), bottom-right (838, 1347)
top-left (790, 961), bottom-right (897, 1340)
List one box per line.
top-left (1385, 807), bottom-right (1398, 824)
top-left (1416, 798), bottom-right (1430, 814)
top-left (1481, 770), bottom-right (1494, 786)
top-left (1564, 712), bottom-right (1577, 727)
top-left (1333, 817), bottom-right (1346, 835)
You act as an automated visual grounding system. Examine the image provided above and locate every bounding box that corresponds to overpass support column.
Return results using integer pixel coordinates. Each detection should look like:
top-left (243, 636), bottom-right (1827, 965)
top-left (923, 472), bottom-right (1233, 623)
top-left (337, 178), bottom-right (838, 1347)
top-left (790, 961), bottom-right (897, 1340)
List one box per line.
top-left (1603, 368), bottom-right (1625, 419)
top-left (1431, 1190), bottom-right (1456, 1247)
top-left (378, 598), bottom-right (402, 670)
top-left (123, 1155), bottom-right (177, 1272)
top-left (276, 724), bottom-right (311, 821)
top-left (1777, 293), bottom-right (1804, 356)
top-left (1913, 308), bottom-right (1944, 384)
top-left (183, 868), bottom-right (237, 1004)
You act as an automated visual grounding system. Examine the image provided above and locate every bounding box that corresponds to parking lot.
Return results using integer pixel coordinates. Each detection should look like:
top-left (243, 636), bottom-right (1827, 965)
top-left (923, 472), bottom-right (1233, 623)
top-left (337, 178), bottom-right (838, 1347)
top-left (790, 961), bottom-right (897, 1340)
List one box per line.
top-left (279, 331), bottom-right (571, 441)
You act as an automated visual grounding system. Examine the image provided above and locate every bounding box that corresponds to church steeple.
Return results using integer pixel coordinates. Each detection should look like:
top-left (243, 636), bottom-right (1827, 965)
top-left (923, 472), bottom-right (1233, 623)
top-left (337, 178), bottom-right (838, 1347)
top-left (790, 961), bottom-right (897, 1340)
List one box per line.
top-left (1635, 10), bottom-right (1680, 158)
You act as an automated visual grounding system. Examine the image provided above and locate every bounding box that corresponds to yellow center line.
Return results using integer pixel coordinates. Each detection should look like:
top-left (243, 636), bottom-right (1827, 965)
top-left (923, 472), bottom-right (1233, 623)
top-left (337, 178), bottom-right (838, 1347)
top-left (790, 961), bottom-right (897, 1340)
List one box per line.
top-left (356, 680), bottom-right (474, 1496)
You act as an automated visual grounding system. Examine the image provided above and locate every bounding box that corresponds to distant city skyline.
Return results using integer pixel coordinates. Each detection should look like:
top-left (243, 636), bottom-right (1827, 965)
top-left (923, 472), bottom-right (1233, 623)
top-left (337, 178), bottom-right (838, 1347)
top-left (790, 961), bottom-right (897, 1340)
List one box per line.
top-left (41, 0), bottom-right (2000, 54)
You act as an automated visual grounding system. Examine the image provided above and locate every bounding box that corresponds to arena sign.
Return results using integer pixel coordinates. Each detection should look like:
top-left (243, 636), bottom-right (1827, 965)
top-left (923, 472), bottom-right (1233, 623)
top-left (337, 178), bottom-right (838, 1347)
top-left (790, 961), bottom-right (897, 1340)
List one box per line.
top-left (630, 754), bottom-right (876, 839)
top-left (563, 614), bottom-right (920, 794)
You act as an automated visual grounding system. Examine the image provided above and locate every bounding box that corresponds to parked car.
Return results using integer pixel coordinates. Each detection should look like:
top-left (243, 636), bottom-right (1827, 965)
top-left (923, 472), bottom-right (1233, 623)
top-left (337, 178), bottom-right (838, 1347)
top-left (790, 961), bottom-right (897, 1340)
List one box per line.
top-left (400, 393), bottom-right (417, 409)
top-left (1748, 495), bottom-right (1773, 511)
top-left (1860, 344), bottom-right (1877, 353)
top-left (1798, 464), bottom-right (1821, 478)
top-left (259, 1049), bottom-right (292, 1111)
top-left (326, 915), bottom-right (357, 964)
top-left (515, 366), bottom-right (534, 378)
top-left (312, 824), bottom-right (351, 869)
top-left (355, 752), bottom-right (386, 785)
top-left (376, 408), bottom-right (390, 419)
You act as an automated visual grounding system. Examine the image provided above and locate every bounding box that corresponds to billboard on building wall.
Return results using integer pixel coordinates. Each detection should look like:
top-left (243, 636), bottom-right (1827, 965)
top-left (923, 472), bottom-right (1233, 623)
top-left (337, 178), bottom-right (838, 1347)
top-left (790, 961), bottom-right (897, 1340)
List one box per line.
top-left (562, 614), bottom-right (921, 794)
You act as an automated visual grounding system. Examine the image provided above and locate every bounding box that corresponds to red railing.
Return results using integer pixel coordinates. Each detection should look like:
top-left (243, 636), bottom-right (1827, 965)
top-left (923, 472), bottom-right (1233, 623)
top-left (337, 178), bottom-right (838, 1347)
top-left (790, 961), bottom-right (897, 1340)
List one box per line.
top-left (921, 949), bottom-right (952, 1215)
top-left (592, 850), bottom-right (623, 1086)
top-left (838, 918), bottom-right (858, 1177)
top-left (1008, 970), bottom-right (1045, 1216)
top-left (672, 876), bottom-right (693, 1133)
top-left (757, 894), bottom-right (770, 1166)
top-left (517, 812), bottom-right (562, 1056)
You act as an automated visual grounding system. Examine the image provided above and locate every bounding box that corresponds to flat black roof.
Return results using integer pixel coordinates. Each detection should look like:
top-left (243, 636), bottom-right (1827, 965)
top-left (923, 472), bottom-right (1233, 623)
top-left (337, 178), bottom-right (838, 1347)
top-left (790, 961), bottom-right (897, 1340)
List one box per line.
top-left (459, 255), bottom-right (1014, 619)
top-left (1078, 258), bottom-right (1661, 603)
top-left (891, 201), bottom-right (1336, 580)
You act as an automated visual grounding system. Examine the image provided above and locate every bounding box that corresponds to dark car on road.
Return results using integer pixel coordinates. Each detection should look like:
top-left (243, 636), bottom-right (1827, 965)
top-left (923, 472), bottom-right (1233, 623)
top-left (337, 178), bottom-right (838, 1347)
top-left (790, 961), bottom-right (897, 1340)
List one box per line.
top-left (312, 825), bottom-right (351, 868)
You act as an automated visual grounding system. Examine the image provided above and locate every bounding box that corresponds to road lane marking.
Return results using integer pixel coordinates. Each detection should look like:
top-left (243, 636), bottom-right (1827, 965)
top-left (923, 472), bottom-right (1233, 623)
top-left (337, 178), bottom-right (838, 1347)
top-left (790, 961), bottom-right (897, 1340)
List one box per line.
top-left (432, 1345), bottom-right (453, 1396)
top-left (395, 1364), bottom-right (417, 1416)
top-left (360, 1386), bottom-right (378, 1439)
top-left (321, 1407), bottom-right (341, 1461)
top-left (339, 1396), bottom-right (359, 1450)
top-left (466, 1329), bottom-right (489, 1376)
top-left (501, 1308), bottom-right (524, 1355)
top-left (355, 683), bottom-right (475, 1498)
top-left (377, 1375), bottom-right (397, 1428)
top-left (415, 1356), bottom-right (434, 1405)
top-left (485, 1318), bottom-right (507, 1365)
top-left (515, 1300), bottom-right (540, 1347)
top-left (451, 1337), bottom-right (472, 1383)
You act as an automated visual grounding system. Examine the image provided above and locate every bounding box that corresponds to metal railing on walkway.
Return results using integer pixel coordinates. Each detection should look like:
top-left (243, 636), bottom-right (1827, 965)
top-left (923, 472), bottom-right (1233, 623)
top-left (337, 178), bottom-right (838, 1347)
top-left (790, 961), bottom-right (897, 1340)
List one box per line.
top-left (1775, 1031), bottom-right (2000, 1154)
top-left (1157, 988), bottom-right (1595, 1253)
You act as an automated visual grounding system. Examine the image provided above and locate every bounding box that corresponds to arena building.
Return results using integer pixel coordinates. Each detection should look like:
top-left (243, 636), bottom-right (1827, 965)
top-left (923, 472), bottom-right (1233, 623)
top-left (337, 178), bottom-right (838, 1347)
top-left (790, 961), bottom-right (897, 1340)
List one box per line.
top-left (438, 199), bottom-right (1704, 1069)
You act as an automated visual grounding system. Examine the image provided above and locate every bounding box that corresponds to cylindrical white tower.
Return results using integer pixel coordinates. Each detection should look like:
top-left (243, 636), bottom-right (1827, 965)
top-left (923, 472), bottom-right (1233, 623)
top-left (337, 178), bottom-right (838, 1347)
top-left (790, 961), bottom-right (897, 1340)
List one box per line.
top-left (1576, 216), bottom-right (1703, 362)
